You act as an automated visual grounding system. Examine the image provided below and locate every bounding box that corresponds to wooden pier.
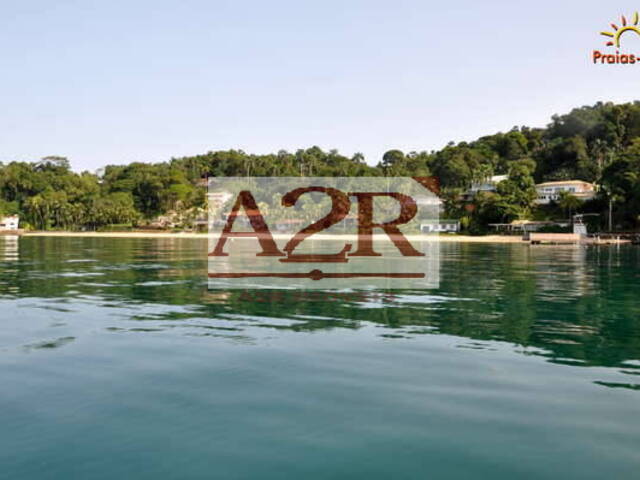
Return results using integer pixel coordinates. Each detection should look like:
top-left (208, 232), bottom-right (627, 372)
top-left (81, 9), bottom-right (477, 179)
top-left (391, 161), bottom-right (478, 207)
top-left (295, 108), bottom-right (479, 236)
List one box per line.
top-left (526, 233), bottom-right (581, 244)
top-left (525, 232), bottom-right (634, 245)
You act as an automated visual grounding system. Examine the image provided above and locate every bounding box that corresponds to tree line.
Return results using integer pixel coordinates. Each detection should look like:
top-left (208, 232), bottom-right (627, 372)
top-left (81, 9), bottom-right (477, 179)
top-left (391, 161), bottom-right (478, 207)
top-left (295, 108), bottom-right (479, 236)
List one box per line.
top-left (1, 101), bottom-right (640, 232)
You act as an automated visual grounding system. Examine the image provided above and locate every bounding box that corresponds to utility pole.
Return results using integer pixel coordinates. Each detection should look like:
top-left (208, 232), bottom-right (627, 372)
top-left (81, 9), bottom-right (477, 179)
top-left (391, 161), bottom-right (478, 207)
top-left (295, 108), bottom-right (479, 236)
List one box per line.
top-left (603, 185), bottom-right (614, 232)
top-left (609, 196), bottom-right (613, 232)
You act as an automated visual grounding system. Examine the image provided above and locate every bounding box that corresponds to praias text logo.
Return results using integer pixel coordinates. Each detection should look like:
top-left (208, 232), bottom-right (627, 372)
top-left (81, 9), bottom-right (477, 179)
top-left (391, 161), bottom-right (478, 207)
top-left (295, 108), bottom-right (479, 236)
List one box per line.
top-left (593, 12), bottom-right (640, 64)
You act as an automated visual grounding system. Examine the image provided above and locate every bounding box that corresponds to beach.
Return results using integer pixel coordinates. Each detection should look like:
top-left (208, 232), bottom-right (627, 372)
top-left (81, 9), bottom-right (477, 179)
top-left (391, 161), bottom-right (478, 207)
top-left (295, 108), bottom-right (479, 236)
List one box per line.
top-left (19, 231), bottom-right (526, 243)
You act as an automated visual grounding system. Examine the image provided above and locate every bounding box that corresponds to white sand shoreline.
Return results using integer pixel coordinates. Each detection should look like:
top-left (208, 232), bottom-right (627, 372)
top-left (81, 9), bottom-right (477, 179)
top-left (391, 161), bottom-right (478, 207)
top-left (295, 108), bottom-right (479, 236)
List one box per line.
top-left (17, 231), bottom-right (525, 243)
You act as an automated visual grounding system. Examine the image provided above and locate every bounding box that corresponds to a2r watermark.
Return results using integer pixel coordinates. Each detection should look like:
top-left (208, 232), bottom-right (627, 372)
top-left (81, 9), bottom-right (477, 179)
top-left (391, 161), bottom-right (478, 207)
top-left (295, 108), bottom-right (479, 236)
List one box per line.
top-left (207, 177), bottom-right (441, 289)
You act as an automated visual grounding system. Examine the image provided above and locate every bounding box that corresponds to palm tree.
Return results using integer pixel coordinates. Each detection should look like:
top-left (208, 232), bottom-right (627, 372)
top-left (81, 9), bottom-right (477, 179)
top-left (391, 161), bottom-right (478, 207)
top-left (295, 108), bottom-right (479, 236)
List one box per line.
top-left (557, 190), bottom-right (582, 221)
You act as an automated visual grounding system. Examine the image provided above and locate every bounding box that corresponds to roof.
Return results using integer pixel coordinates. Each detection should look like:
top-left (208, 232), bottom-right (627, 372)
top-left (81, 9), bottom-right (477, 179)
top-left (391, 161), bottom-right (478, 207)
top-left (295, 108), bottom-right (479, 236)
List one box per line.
top-left (510, 220), bottom-right (556, 225)
top-left (490, 175), bottom-right (508, 182)
top-left (536, 180), bottom-right (595, 187)
top-left (489, 220), bottom-right (570, 227)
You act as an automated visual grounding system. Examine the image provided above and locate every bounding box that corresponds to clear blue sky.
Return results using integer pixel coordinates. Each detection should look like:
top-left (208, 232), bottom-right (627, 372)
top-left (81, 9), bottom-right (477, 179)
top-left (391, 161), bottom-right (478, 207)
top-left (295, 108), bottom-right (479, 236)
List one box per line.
top-left (2, 0), bottom-right (640, 171)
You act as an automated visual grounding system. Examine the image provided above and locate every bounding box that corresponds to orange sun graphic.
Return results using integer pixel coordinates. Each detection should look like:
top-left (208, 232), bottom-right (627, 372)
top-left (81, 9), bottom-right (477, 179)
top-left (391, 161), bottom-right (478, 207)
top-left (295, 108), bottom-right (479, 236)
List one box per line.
top-left (601, 12), bottom-right (640, 47)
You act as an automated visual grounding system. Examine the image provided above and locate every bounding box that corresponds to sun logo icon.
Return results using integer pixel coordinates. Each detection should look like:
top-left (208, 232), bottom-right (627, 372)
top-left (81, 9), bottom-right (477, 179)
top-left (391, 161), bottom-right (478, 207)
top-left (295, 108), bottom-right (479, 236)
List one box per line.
top-left (601, 12), bottom-right (640, 47)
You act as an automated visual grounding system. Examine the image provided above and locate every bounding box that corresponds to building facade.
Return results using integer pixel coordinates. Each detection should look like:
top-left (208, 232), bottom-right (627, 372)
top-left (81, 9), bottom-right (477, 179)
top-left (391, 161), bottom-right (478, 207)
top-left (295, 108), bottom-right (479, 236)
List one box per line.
top-left (535, 180), bottom-right (596, 205)
top-left (420, 220), bottom-right (460, 234)
top-left (0, 216), bottom-right (20, 231)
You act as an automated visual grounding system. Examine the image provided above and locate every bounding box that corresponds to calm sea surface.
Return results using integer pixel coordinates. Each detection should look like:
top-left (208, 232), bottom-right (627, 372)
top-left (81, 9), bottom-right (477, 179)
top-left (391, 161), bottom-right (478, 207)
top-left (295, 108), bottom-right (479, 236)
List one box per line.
top-left (1, 236), bottom-right (639, 479)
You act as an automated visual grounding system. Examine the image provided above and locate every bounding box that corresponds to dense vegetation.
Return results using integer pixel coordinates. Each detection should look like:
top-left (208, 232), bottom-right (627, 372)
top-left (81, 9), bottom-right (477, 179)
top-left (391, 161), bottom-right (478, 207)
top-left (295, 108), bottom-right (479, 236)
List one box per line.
top-left (2, 101), bottom-right (640, 232)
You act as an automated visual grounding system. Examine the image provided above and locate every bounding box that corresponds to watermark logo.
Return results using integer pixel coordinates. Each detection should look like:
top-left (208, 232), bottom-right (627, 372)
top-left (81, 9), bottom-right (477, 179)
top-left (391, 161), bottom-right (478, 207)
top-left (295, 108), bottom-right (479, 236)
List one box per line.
top-left (594, 12), bottom-right (640, 64)
top-left (207, 177), bottom-right (441, 289)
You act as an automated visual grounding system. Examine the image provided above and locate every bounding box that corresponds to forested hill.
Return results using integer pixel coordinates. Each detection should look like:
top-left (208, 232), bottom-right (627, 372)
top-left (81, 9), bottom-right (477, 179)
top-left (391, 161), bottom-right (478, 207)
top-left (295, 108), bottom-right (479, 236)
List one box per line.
top-left (2, 101), bottom-right (640, 231)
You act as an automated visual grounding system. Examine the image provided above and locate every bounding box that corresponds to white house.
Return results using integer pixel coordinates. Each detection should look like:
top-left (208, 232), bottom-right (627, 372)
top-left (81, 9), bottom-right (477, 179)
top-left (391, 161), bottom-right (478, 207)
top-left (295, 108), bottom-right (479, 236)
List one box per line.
top-left (0, 216), bottom-right (20, 231)
top-left (462, 175), bottom-right (508, 200)
top-left (420, 219), bottom-right (460, 234)
top-left (471, 174), bottom-right (508, 193)
top-left (535, 180), bottom-right (597, 205)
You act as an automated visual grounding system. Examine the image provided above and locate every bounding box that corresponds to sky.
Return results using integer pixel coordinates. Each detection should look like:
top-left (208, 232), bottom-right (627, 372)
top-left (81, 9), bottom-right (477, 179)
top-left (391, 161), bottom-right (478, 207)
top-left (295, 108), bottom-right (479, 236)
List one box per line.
top-left (2, 0), bottom-right (640, 171)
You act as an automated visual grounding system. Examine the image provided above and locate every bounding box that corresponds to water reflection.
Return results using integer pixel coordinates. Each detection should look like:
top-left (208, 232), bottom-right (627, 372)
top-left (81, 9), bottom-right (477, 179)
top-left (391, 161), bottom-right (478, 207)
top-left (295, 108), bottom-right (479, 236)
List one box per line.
top-left (0, 235), bottom-right (19, 261)
top-left (23, 336), bottom-right (75, 351)
top-left (529, 246), bottom-right (595, 299)
top-left (1, 237), bottom-right (639, 390)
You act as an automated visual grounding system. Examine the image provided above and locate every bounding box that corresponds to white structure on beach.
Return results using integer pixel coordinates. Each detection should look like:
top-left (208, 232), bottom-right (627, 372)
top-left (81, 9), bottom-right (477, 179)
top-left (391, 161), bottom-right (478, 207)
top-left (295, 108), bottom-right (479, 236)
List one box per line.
top-left (0, 216), bottom-right (19, 231)
top-left (535, 180), bottom-right (597, 205)
top-left (420, 219), bottom-right (460, 233)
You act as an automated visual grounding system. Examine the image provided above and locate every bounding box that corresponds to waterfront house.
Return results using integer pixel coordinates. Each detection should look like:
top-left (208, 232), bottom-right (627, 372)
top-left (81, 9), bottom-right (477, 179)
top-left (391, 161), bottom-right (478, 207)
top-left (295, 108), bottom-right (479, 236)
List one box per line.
top-left (420, 219), bottom-right (460, 234)
top-left (0, 216), bottom-right (19, 231)
top-left (535, 180), bottom-right (596, 205)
